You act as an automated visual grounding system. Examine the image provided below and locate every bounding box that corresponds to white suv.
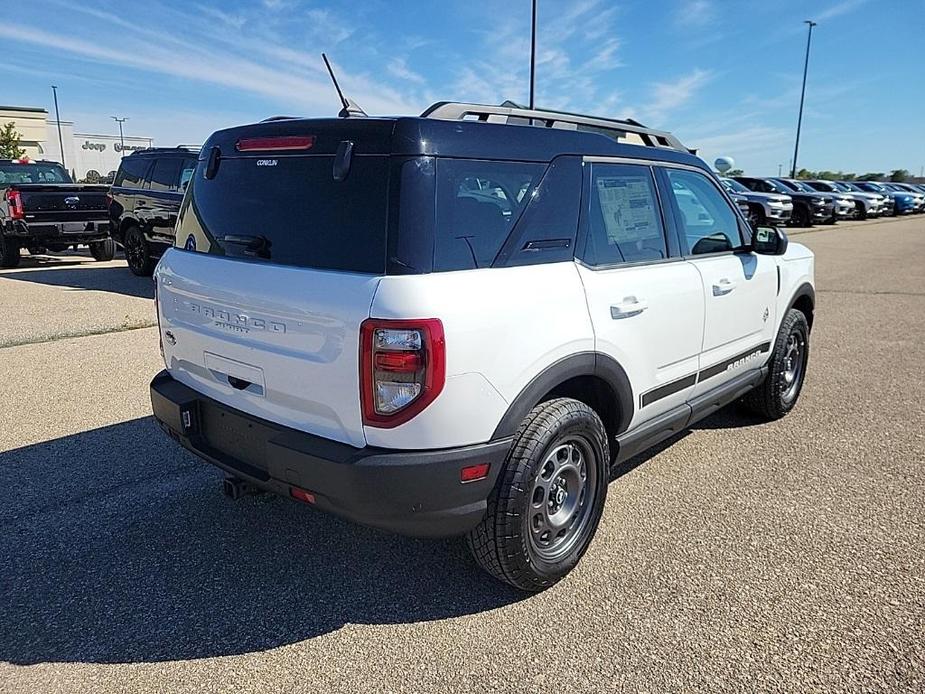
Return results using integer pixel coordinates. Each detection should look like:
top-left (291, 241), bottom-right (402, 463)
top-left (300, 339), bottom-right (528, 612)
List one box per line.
top-left (150, 103), bottom-right (815, 591)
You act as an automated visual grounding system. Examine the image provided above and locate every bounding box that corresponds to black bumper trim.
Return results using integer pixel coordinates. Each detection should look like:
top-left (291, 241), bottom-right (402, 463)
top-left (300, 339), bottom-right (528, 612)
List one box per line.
top-left (150, 371), bottom-right (509, 537)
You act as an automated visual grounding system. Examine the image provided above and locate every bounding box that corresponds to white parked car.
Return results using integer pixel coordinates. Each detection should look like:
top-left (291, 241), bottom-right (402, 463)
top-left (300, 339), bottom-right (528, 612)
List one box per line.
top-left (150, 102), bottom-right (816, 591)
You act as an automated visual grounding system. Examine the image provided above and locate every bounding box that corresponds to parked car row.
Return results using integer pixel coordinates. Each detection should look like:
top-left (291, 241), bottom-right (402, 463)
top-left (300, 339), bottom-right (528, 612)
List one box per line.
top-left (722, 175), bottom-right (925, 229)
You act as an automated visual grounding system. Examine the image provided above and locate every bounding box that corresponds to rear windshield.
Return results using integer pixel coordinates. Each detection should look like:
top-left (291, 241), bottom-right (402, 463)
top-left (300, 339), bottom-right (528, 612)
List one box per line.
top-left (177, 154), bottom-right (390, 273)
top-left (0, 162), bottom-right (71, 185)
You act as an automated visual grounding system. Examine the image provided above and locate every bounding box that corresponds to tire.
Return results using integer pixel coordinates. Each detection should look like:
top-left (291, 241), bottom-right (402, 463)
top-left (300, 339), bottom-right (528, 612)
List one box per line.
top-left (857, 203), bottom-right (867, 220)
top-left (89, 238), bottom-right (116, 261)
top-left (123, 226), bottom-right (153, 276)
top-left (792, 205), bottom-right (811, 228)
top-left (741, 308), bottom-right (810, 420)
top-left (0, 236), bottom-right (20, 268)
top-left (467, 398), bottom-right (609, 592)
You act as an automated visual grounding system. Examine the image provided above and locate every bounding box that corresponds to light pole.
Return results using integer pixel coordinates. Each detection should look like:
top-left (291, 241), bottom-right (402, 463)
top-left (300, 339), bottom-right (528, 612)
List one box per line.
top-left (111, 116), bottom-right (127, 152)
top-left (790, 20), bottom-right (816, 179)
top-left (51, 85), bottom-right (65, 168)
top-left (778, 163), bottom-right (783, 177)
top-left (529, 0), bottom-right (537, 110)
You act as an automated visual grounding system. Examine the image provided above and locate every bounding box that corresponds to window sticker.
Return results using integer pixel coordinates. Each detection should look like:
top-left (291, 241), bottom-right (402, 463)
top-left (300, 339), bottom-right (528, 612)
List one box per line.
top-left (595, 176), bottom-right (660, 243)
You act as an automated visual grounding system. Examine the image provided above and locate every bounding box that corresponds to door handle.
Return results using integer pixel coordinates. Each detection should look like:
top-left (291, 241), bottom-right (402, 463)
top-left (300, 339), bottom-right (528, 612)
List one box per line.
top-left (610, 297), bottom-right (648, 319)
top-left (712, 278), bottom-right (737, 296)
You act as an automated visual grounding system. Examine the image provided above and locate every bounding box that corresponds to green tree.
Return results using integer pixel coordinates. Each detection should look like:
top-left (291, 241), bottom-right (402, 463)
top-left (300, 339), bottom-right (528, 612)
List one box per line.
top-left (0, 122), bottom-right (25, 159)
top-left (795, 168), bottom-right (816, 179)
top-left (889, 169), bottom-right (909, 182)
top-left (858, 173), bottom-right (885, 181)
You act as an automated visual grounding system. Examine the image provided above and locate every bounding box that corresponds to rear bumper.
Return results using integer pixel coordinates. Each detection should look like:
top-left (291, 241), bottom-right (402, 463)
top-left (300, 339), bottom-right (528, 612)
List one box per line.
top-left (150, 370), bottom-right (508, 537)
top-left (4, 219), bottom-right (110, 243)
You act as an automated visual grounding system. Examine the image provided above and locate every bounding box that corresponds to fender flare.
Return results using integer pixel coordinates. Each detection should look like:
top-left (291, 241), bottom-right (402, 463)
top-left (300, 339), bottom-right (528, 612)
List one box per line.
top-left (491, 352), bottom-right (634, 440)
top-left (785, 281), bottom-right (815, 330)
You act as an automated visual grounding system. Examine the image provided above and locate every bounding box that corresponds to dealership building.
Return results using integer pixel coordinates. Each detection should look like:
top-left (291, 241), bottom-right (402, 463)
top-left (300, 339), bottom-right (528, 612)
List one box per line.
top-left (0, 105), bottom-right (154, 181)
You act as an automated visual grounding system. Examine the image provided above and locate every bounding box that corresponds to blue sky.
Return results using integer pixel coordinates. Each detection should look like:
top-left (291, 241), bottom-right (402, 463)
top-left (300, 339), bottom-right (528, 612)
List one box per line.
top-left (2, 0), bottom-right (923, 176)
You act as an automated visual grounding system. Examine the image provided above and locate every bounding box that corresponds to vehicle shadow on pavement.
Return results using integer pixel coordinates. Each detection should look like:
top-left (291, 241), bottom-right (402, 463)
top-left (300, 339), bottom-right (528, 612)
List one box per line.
top-left (0, 264), bottom-right (153, 300)
top-left (611, 406), bottom-right (765, 480)
top-left (0, 417), bottom-right (524, 665)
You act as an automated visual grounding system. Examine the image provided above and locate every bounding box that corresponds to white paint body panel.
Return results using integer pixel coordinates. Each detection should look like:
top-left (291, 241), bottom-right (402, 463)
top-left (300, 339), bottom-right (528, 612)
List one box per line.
top-left (688, 252), bottom-right (779, 396)
top-left (156, 248), bottom-right (378, 448)
top-left (366, 262), bottom-right (593, 449)
top-left (576, 261), bottom-right (704, 428)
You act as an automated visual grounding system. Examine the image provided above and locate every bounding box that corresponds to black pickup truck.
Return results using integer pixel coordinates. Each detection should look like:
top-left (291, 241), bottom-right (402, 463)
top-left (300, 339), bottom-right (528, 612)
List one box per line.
top-left (0, 159), bottom-right (116, 268)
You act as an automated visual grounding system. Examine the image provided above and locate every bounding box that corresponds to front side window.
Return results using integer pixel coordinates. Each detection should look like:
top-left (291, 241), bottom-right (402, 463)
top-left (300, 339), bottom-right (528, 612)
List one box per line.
top-left (664, 169), bottom-right (743, 255)
top-left (582, 163), bottom-right (667, 266)
top-left (179, 157), bottom-right (198, 191)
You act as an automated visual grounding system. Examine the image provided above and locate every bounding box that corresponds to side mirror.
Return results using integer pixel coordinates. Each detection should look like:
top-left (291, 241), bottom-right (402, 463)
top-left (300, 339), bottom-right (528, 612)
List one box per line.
top-left (752, 225), bottom-right (788, 255)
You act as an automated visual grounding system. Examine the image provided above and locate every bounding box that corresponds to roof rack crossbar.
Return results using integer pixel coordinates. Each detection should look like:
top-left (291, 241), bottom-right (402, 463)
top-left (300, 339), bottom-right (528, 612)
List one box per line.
top-left (421, 101), bottom-right (690, 153)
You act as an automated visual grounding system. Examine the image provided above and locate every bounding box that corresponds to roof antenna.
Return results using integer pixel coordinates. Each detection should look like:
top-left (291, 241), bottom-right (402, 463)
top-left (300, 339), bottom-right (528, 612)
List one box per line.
top-left (322, 53), bottom-right (367, 118)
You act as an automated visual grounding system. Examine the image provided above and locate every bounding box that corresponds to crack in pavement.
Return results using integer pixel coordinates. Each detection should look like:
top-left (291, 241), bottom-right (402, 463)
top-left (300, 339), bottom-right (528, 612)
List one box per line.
top-left (0, 322), bottom-right (158, 350)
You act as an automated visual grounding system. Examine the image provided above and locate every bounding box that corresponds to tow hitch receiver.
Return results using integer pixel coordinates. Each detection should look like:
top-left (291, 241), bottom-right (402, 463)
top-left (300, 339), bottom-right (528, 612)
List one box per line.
top-left (222, 476), bottom-right (263, 500)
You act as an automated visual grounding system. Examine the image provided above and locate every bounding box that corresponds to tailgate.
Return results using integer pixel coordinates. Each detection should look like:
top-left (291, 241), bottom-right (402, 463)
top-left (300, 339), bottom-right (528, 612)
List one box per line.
top-left (156, 248), bottom-right (379, 448)
top-left (18, 185), bottom-right (110, 223)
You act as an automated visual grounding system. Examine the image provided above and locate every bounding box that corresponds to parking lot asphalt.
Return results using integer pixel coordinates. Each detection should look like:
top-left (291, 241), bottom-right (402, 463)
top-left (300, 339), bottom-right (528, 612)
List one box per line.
top-left (1, 217), bottom-right (923, 693)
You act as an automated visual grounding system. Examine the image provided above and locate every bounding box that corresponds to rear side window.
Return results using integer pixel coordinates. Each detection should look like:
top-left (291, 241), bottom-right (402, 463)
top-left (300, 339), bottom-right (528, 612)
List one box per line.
top-left (147, 157), bottom-right (182, 192)
top-left (582, 164), bottom-right (667, 266)
top-left (177, 154), bottom-right (389, 273)
top-left (434, 159), bottom-right (545, 271)
top-left (114, 157), bottom-right (149, 187)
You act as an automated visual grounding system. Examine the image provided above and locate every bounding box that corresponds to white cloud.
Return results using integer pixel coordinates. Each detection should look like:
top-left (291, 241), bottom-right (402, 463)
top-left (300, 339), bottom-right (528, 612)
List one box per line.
top-left (817, 0), bottom-right (870, 22)
top-left (0, 22), bottom-right (417, 118)
top-left (642, 69), bottom-right (714, 123)
top-left (674, 0), bottom-right (715, 27)
top-left (387, 58), bottom-right (426, 85)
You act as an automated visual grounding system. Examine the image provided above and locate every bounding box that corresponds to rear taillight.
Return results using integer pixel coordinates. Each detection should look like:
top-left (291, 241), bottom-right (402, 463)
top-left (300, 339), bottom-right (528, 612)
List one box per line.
top-left (360, 318), bottom-right (445, 428)
top-left (6, 190), bottom-right (24, 220)
top-left (105, 191), bottom-right (113, 209)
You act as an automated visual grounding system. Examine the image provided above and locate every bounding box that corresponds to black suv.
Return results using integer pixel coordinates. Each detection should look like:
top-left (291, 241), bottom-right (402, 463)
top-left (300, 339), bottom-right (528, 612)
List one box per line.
top-left (109, 147), bottom-right (198, 275)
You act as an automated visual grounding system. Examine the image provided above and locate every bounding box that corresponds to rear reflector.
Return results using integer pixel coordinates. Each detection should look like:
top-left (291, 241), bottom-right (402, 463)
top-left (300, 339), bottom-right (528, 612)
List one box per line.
top-left (460, 463), bottom-right (490, 483)
top-left (290, 487), bottom-right (316, 504)
top-left (236, 135), bottom-right (316, 152)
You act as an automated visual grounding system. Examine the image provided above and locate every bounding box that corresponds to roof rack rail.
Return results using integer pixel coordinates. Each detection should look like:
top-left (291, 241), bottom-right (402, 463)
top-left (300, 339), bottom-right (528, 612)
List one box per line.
top-left (129, 145), bottom-right (200, 155)
top-left (421, 101), bottom-right (692, 154)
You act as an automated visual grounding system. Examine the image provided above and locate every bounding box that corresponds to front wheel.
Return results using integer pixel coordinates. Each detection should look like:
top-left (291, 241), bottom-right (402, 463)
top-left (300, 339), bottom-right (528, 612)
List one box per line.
top-left (123, 226), bottom-right (154, 276)
top-left (741, 308), bottom-right (810, 420)
top-left (467, 398), bottom-right (609, 592)
top-left (792, 205), bottom-right (811, 228)
top-left (89, 238), bottom-right (116, 261)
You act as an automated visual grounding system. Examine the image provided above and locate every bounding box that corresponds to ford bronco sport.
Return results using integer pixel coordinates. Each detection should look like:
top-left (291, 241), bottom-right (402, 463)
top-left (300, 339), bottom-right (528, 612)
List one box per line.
top-left (150, 102), bottom-right (815, 591)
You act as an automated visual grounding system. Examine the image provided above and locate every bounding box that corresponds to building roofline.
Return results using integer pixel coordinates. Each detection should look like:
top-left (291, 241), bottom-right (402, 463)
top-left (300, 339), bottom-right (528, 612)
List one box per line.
top-left (0, 105), bottom-right (49, 113)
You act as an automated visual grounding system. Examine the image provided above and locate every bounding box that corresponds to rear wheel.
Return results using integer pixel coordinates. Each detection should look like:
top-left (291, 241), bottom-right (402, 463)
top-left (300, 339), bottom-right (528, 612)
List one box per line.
top-left (741, 308), bottom-right (809, 420)
top-left (123, 226), bottom-right (154, 276)
top-left (0, 237), bottom-right (20, 268)
top-left (467, 398), bottom-right (609, 592)
top-left (89, 238), bottom-right (116, 261)
top-left (856, 202), bottom-right (867, 220)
